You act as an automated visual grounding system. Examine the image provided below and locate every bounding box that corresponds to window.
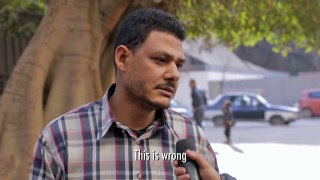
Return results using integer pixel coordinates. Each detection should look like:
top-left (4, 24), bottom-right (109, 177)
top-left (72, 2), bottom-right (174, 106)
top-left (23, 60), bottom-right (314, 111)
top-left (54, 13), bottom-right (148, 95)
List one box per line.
top-left (309, 91), bottom-right (320, 99)
top-left (217, 95), bottom-right (231, 105)
top-left (251, 97), bottom-right (260, 107)
top-left (233, 95), bottom-right (251, 107)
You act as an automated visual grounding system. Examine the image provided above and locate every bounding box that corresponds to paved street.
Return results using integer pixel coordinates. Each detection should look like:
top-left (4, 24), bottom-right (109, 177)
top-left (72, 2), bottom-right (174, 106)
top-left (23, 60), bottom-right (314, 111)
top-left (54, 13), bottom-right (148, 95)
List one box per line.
top-left (203, 118), bottom-right (320, 145)
top-left (203, 118), bottom-right (320, 180)
top-left (210, 143), bottom-right (320, 180)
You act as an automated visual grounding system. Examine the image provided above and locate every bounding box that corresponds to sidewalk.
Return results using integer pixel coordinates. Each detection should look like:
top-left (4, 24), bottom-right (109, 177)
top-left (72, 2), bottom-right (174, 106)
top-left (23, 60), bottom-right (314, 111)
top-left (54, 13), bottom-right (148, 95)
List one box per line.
top-left (211, 143), bottom-right (320, 180)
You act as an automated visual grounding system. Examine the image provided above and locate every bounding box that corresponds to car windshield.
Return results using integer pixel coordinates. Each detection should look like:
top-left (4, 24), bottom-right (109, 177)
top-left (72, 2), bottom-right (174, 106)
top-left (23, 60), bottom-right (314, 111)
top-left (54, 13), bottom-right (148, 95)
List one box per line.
top-left (256, 95), bottom-right (270, 107)
top-left (209, 94), bottom-right (227, 105)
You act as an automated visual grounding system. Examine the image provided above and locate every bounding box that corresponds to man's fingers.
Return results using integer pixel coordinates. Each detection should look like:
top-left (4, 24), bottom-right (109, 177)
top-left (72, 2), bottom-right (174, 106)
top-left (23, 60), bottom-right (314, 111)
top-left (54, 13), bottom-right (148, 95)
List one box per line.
top-left (177, 174), bottom-right (190, 180)
top-left (174, 166), bottom-right (187, 175)
top-left (185, 149), bottom-right (210, 169)
top-left (173, 160), bottom-right (179, 167)
top-left (174, 160), bottom-right (190, 179)
top-left (185, 150), bottom-right (221, 180)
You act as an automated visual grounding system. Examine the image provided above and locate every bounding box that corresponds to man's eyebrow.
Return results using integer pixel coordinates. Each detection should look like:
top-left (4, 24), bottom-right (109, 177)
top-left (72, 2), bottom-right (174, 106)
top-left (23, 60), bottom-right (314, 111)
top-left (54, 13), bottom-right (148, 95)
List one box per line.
top-left (154, 51), bottom-right (186, 62)
top-left (177, 57), bottom-right (186, 64)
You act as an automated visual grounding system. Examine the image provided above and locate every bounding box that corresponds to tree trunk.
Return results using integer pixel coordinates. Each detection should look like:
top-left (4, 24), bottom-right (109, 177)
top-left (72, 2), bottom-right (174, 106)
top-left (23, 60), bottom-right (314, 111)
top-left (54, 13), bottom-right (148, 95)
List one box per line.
top-left (43, 0), bottom-right (104, 123)
top-left (0, 0), bottom-right (107, 178)
top-left (0, 1), bottom-right (73, 178)
top-left (0, 0), bottom-right (171, 179)
top-left (99, 0), bottom-right (131, 90)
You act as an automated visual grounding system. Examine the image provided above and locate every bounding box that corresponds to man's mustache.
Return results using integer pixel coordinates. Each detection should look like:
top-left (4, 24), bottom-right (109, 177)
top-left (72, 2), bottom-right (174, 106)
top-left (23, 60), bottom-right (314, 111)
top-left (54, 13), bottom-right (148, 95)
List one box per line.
top-left (155, 81), bottom-right (176, 90)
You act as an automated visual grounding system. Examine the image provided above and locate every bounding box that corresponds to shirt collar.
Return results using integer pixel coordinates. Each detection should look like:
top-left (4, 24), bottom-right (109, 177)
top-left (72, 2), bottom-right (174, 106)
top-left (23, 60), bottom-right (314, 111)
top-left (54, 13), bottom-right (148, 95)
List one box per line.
top-left (96, 83), bottom-right (172, 140)
top-left (97, 84), bottom-right (116, 140)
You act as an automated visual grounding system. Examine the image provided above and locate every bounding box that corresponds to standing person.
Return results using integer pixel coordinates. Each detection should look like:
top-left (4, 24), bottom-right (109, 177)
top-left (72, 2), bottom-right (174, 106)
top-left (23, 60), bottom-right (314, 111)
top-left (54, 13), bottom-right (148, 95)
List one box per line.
top-left (30, 9), bottom-right (235, 180)
top-left (189, 79), bottom-right (207, 127)
top-left (223, 100), bottom-right (234, 144)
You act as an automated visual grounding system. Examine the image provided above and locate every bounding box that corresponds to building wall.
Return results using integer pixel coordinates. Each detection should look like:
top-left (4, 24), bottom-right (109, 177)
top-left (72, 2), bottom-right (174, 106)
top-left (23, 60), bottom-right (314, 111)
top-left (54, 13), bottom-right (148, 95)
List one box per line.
top-left (175, 71), bottom-right (268, 107)
top-left (175, 71), bottom-right (209, 108)
top-left (209, 72), bottom-right (320, 106)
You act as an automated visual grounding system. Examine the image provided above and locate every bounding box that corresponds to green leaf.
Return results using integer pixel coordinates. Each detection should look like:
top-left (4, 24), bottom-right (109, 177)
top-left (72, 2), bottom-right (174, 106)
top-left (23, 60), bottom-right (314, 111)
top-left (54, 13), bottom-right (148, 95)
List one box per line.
top-left (175, 0), bottom-right (320, 56)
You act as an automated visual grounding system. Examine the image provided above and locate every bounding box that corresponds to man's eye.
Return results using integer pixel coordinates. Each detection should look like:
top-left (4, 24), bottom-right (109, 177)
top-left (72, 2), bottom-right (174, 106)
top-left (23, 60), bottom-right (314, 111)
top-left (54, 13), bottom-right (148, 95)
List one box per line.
top-left (155, 57), bottom-right (166, 63)
top-left (177, 64), bottom-right (183, 70)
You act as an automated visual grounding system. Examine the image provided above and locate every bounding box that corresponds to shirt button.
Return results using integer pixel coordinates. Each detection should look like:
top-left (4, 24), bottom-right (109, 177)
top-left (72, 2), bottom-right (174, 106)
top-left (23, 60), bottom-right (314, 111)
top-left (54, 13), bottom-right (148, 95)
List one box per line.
top-left (137, 173), bottom-right (142, 179)
top-left (135, 141), bottom-right (140, 145)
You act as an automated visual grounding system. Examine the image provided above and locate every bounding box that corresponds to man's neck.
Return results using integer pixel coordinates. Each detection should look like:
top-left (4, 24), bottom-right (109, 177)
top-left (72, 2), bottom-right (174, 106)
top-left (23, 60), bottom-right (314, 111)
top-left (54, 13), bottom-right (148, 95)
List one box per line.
top-left (109, 88), bottom-right (156, 131)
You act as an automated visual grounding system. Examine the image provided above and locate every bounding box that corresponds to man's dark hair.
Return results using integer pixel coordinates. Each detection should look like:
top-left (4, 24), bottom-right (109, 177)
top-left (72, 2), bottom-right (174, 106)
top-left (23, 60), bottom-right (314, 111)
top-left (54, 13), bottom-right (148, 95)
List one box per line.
top-left (113, 8), bottom-right (186, 71)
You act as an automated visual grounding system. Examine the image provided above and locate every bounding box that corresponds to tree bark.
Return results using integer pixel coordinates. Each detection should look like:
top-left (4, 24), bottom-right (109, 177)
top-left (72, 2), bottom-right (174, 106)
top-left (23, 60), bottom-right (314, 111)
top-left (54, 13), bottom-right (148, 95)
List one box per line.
top-left (99, 0), bottom-right (131, 90)
top-left (0, 0), bottom-right (72, 178)
top-left (44, 0), bottom-right (104, 123)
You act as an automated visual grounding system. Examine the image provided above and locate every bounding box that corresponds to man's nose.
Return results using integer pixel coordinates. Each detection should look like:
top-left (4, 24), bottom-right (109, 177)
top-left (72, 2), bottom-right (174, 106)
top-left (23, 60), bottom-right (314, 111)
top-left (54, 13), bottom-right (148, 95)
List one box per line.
top-left (163, 63), bottom-right (180, 82)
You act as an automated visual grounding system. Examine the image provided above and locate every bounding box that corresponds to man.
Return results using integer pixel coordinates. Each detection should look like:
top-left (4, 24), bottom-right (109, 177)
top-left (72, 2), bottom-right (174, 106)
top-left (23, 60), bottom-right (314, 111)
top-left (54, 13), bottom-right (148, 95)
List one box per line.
top-left (222, 100), bottom-right (234, 144)
top-left (30, 9), bottom-right (235, 179)
top-left (189, 79), bottom-right (207, 127)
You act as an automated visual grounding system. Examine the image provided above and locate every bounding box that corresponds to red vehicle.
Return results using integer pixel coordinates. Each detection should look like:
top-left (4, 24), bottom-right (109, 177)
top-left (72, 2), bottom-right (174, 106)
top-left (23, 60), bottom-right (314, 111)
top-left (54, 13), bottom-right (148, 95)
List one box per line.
top-left (299, 89), bottom-right (320, 118)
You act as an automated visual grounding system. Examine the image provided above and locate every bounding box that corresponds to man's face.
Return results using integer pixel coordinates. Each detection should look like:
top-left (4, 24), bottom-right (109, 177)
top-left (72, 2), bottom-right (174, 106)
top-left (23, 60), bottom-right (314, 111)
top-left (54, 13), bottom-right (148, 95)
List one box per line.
top-left (189, 80), bottom-right (195, 89)
top-left (121, 31), bottom-right (185, 109)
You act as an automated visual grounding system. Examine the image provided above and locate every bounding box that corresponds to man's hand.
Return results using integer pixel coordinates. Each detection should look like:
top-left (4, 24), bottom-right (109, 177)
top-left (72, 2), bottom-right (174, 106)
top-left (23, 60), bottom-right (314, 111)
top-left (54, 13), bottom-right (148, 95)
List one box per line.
top-left (173, 150), bottom-right (221, 180)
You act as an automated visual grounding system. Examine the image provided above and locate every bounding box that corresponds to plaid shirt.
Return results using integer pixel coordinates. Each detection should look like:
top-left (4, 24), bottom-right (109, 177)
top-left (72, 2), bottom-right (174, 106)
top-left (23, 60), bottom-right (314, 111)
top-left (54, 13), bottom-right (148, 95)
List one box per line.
top-left (30, 84), bottom-right (219, 180)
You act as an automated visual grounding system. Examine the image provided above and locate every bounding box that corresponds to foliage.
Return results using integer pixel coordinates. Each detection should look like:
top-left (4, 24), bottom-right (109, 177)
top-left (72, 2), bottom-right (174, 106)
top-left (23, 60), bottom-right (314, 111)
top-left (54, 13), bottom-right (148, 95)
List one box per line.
top-left (174, 0), bottom-right (320, 56)
top-left (1, 0), bottom-right (320, 56)
top-left (0, 0), bottom-right (47, 37)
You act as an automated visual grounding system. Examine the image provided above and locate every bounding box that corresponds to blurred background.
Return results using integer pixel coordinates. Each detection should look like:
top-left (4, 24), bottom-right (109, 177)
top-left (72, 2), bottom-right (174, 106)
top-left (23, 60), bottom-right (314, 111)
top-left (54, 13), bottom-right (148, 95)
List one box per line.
top-left (0, 0), bottom-right (320, 179)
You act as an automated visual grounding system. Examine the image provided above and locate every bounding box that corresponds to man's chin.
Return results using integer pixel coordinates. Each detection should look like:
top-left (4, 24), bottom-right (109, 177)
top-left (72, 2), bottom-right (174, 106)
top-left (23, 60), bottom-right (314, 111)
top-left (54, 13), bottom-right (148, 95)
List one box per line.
top-left (148, 99), bottom-right (171, 109)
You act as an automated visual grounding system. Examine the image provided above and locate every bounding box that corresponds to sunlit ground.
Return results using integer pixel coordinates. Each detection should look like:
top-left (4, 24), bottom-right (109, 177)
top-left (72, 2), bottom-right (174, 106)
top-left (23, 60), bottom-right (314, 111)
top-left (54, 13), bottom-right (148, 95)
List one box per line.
top-left (211, 143), bottom-right (320, 180)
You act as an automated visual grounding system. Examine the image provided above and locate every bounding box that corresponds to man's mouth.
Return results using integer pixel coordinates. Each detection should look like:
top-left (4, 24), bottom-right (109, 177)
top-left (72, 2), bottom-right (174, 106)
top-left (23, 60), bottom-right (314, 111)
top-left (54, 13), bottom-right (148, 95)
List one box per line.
top-left (157, 86), bottom-right (175, 98)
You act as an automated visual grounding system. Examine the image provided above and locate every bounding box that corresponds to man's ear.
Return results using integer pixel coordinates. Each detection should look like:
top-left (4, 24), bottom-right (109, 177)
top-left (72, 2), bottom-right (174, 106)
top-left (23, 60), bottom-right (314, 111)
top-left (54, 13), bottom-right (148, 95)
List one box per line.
top-left (114, 45), bottom-right (131, 72)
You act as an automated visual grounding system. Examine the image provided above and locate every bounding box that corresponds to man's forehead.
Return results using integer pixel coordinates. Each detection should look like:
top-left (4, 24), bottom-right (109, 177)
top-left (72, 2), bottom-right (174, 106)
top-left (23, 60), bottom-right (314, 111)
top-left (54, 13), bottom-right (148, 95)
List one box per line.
top-left (145, 32), bottom-right (185, 57)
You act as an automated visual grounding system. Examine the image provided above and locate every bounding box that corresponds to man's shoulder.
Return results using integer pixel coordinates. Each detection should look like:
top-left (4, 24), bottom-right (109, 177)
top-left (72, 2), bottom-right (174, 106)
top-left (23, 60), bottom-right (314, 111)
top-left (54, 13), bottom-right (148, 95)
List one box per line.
top-left (165, 109), bottom-right (202, 136)
top-left (165, 108), bottom-right (193, 122)
top-left (43, 100), bottom-right (102, 135)
top-left (167, 109), bottom-right (206, 142)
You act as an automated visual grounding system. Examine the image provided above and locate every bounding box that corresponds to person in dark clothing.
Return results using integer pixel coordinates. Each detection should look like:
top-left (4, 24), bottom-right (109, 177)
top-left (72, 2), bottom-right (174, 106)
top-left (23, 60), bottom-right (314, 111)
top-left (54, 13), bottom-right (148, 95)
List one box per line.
top-left (189, 79), bottom-right (207, 127)
top-left (223, 100), bottom-right (234, 144)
